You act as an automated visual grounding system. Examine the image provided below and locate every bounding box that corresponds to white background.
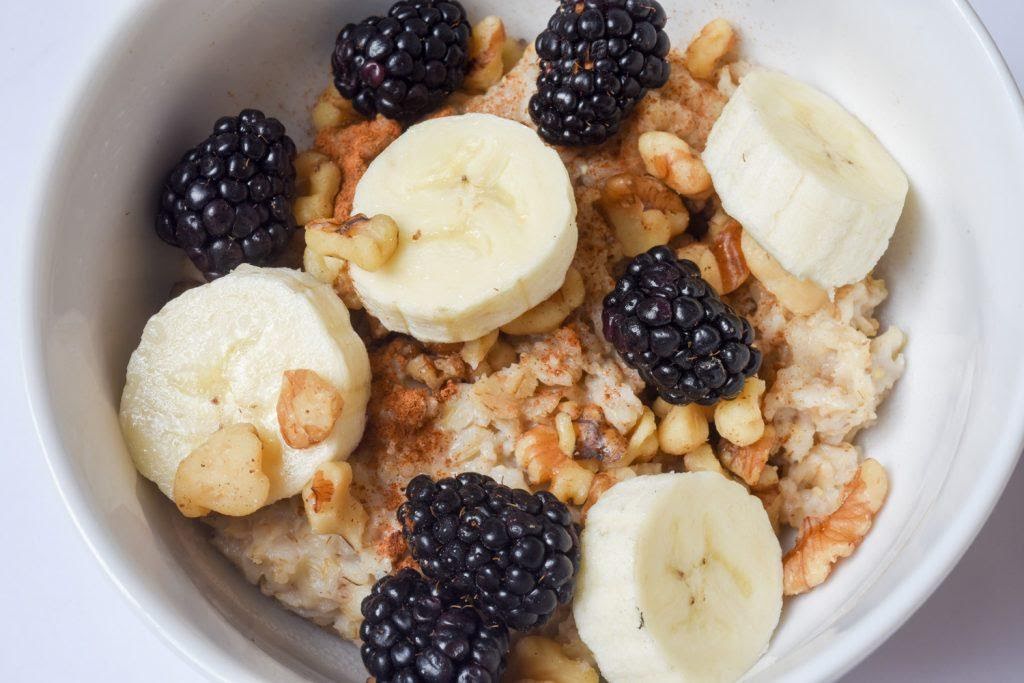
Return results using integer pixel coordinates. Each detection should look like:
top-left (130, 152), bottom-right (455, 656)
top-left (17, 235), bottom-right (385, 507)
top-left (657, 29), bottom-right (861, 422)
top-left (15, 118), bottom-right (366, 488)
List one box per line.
top-left (2, 1), bottom-right (1022, 681)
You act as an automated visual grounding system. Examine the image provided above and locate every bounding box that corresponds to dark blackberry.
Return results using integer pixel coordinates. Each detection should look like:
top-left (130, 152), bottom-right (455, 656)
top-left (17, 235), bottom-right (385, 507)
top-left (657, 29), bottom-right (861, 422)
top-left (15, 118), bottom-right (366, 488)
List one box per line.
top-left (398, 473), bottom-right (580, 631)
top-left (602, 245), bottom-right (762, 405)
top-left (154, 109), bottom-right (297, 280)
top-left (529, 0), bottom-right (671, 146)
top-left (360, 568), bottom-right (510, 683)
top-left (332, 0), bottom-right (471, 123)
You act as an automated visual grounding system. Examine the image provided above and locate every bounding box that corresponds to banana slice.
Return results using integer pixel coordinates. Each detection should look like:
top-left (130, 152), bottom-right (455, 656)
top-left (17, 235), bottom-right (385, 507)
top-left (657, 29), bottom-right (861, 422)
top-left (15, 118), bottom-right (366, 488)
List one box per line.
top-left (703, 70), bottom-right (908, 289)
top-left (119, 265), bottom-right (371, 505)
top-left (574, 472), bottom-right (782, 683)
top-left (351, 113), bottom-right (578, 343)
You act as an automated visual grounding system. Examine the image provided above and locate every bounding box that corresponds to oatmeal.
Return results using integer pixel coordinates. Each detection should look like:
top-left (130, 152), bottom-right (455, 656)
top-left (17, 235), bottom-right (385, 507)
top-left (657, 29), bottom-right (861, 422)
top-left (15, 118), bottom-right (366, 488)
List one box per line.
top-left (207, 31), bottom-right (904, 651)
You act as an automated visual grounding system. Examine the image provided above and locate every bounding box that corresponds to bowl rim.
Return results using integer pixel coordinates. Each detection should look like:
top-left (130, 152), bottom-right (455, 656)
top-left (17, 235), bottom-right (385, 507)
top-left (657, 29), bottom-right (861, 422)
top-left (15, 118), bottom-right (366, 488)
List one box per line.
top-left (18, 1), bottom-right (1024, 681)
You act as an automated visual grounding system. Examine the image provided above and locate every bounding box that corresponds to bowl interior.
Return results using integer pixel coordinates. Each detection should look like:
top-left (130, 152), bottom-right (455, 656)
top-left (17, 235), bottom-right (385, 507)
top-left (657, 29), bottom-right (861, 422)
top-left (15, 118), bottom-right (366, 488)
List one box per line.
top-left (26, 0), bottom-right (1024, 681)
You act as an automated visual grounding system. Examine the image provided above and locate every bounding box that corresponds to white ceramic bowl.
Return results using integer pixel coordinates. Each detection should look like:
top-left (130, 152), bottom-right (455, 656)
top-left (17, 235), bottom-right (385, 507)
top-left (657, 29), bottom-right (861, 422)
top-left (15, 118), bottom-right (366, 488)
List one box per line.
top-left (21, 0), bottom-right (1024, 681)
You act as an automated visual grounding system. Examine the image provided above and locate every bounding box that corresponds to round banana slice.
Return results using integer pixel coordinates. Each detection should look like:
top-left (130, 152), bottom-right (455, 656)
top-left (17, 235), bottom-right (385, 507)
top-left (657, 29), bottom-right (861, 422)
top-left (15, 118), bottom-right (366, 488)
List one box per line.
top-left (574, 472), bottom-right (783, 683)
top-left (351, 113), bottom-right (578, 343)
top-left (703, 69), bottom-right (908, 289)
top-left (119, 265), bottom-right (371, 505)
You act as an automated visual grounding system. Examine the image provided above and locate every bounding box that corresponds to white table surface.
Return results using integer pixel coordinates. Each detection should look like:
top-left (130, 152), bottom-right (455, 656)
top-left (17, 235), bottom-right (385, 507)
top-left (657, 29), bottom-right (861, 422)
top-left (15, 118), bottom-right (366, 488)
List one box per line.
top-left (2, 2), bottom-right (1022, 681)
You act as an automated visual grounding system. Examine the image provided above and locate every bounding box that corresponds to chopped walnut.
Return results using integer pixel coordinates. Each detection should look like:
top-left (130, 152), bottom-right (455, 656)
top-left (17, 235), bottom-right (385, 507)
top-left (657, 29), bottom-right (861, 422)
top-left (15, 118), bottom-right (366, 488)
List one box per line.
top-left (676, 242), bottom-right (725, 295)
top-left (582, 468), bottom-right (637, 519)
top-left (303, 245), bottom-right (363, 309)
top-left (683, 18), bottom-right (737, 81)
top-left (505, 636), bottom-right (599, 683)
top-left (783, 459), bottom-right (888, 595)
top-left (277, 369), bottom-right (344, 449)
top-left (305, 213), bottom-right (399, 272)
top-left (463, 16), bottom-right (507, 93)
top-left (301, 461), bottom-right (368, 548)
top-left (310, 83), bottom-right (363, 132)
top-left (460, 330), bottom-right (499, 370)
top-left (718, 424), bottom-right (776, 487)
top-left (598, 173), bottom-right (689, 257)
top-left (740, 229), bottom-right (829, 316)
top-left (515, 426), bottom-right (595, 505)
top-left (623, 406), bottom-right (659, 465)
top-left (173, 423), bottom-right (270, 518)
top-left (574, 406), bottom-right (628, 466)
top-left (755, 485), bottom-right (783, 534)
top-left (500, 268), bottom-right (585, 336)
top-left (683, 443), bottom-right (725, 476)
top-left (405, 354), bottom-right (444, 390)
top-left (708, 215), bottom-right (749, 294)
top-left (293, 151), bottom-right (342, 226)
top-left (637, 131), bottom-right (713, 199)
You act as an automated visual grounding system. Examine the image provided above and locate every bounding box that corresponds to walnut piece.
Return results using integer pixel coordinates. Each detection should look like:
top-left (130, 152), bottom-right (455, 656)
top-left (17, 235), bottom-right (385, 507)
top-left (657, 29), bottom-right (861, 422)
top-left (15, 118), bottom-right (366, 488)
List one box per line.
top-left (301, 461), bottom-right (368, 548)
top-left (515, 425), bottom-right (595, 505)
top-left (310, 83), bottom-right (362, 132)
top-left (708, 215), bottom-right (749, 294)
top-left (676, 242), bottom-right (725, 295)
top-left (714, 376), bottom-right (766, 447)
top-left (683, 18), bottom-right (737, 80)
top-left (623, 406), bottom-right (659, 465)
top-left (172, 423), bottom-right (270, 518)
top-left (741, 229), bottom-right (829, 316)
top-left (755, 485), bottom-right (783, 534)
top-left (683, 443), bottom-right (726, 476)
top-left (658, 402), bottom-right (709, 455)
top-left (500, 268), bottom-right (585, 336)
top-left (277, 369), bottom-right (344, 449)
top-left (718, 424), bottom-right (776, 486)
top-left (638, 131), bottom-right (713, 199)
top-left (574, 406), bottom-right (628, 466)
top-left (505, 636), bottom-right (599, 683)
top-left (305, 213), bottom-right (399, 272)
top-left (598, 173), bottom-right (688, 257)
top-left (783, 458), bottom-right (888, 595)
top-left (460, 330), bottom-right (499, 370)
top-left (293, 151), bottom-right (342, 226)
top-left (463, 16), bottom-right (507, 93)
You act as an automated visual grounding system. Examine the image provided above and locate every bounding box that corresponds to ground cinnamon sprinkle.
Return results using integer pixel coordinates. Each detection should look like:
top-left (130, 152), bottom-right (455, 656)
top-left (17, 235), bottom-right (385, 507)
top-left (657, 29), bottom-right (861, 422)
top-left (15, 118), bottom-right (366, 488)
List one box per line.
top-left (437, 381), bottom-right (460, 403)
top-left (315, 117), bottom-right (401, 220)
top-left (375, 528), bottom-right (408, 564)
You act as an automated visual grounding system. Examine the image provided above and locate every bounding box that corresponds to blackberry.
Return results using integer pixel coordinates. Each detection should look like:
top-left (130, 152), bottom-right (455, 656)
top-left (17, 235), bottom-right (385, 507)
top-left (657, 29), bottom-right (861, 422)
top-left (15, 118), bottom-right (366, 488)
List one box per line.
top-left (398, 473), bottom-right (580, 631)
top-left (602, 245), bottom-right (762, 405)
top-left (529, 0), bottom-right (671, 146)
top-left (360, 568), bottom-right (510, 683)
top-left (154, 109), bottom-right (297, 280)
top-left (332, 0), bottom-right (471, 123)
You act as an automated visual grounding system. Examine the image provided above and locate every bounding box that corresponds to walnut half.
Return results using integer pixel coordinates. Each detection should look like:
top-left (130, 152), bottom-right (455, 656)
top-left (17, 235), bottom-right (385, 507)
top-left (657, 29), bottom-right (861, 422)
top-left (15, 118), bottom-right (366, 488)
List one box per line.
top-left (783, 458), bottom-right (888, 595)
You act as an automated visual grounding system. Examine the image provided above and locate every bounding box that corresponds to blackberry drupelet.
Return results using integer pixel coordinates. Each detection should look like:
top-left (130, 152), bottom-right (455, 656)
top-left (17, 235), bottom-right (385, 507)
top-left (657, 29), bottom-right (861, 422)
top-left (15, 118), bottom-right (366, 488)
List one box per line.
top-left (602, 245), bottom-right (762, 405)
top-left (360, 568), bottom-right (510, 683)
top-left (332, 0), bottom-right (471, 123)
top-left (529, 0), bottom-right (671, 146)
top-left (154, 109), bottom-right (297, 280)
top-left (398, 473), bottom-right (580, 631)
